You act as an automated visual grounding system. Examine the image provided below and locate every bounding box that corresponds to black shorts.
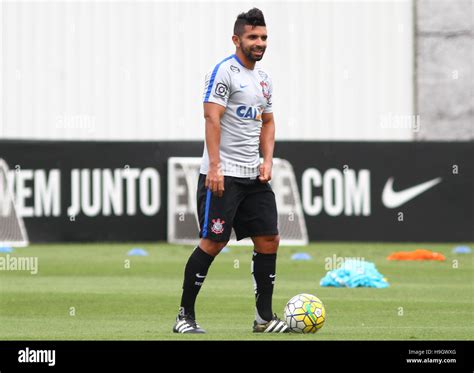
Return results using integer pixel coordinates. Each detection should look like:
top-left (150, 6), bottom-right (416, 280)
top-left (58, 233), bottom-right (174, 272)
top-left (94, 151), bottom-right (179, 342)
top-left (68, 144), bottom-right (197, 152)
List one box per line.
top-left (197, 174), bottom-right (279, 242)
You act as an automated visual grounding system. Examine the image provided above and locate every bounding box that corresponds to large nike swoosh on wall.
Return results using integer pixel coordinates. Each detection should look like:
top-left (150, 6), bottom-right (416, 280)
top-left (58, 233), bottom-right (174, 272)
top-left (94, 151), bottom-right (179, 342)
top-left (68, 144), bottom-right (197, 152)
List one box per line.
top-left (382, 177), bottom-right (442, 209)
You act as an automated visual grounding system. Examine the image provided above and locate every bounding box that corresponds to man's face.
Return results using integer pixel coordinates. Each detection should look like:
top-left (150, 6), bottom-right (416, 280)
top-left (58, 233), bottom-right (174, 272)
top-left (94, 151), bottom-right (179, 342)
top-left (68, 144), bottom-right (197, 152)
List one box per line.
top-left (236, 25), bottom-right (268, 61)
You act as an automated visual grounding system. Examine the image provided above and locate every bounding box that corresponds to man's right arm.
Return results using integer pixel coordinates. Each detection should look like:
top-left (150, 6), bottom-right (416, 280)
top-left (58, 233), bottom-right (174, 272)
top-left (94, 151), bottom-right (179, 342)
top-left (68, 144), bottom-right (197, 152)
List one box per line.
top-left (203, 102), bottom-right (226, 197)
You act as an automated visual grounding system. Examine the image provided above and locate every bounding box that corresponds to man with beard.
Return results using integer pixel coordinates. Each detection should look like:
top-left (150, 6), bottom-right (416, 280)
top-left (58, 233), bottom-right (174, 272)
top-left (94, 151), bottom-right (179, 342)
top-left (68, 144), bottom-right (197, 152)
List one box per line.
top-left (173, 7), bottom-right (287, 334)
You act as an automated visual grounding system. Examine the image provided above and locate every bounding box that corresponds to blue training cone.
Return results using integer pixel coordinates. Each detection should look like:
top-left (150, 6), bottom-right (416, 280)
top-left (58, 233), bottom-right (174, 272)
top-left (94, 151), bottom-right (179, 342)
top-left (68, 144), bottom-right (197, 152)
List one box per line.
top-left (127, 248), bottom-right (149, 256)
top-left (452, 246), bottom-right (471, 254)
top-left (291, 252), bottom-right (312, 261)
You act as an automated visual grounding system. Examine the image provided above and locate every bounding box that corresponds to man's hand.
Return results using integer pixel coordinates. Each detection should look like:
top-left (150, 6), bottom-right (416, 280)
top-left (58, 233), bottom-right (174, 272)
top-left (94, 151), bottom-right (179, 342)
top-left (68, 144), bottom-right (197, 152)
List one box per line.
top-left (258, 161), bottom-right (273, 183)
top-left (205, 163), bottom-right (225, 197)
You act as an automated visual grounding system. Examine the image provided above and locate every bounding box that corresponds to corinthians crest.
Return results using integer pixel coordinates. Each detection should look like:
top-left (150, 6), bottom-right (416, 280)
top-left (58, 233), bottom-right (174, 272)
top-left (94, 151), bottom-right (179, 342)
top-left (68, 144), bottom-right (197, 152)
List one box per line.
top-left (260, 80), bottom-right (271, 105)
top-left (211, 218), bottom-right (225, 234)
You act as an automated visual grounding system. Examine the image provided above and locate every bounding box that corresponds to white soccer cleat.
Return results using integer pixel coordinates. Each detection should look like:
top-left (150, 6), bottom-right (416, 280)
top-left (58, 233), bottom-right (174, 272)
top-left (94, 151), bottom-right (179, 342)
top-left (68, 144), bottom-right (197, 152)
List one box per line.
top-left (253, 313), bottom-right (290, 333)
top-left (173, 313), bottom-right (206, 334)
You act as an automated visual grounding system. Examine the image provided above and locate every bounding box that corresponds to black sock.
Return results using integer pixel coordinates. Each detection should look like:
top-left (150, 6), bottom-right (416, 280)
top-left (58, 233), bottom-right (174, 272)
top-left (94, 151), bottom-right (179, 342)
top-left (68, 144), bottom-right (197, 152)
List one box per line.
top-left (251, 251), bottom-right (277, 323)
top-left (179, 246), bottom-right (215, 319)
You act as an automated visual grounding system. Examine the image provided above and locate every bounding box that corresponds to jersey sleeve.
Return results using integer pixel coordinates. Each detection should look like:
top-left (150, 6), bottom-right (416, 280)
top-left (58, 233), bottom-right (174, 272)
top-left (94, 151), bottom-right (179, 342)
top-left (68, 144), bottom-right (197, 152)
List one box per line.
top-left (202, 65), bottom-right (232, 107)
top-left (263, 76), bottom-right (273, 114)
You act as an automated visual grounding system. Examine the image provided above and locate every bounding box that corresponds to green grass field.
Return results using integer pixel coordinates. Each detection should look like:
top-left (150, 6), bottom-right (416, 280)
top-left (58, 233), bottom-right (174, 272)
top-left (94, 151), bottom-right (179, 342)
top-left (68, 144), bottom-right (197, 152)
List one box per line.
top-left (0, 242), bottom-right (472, 340)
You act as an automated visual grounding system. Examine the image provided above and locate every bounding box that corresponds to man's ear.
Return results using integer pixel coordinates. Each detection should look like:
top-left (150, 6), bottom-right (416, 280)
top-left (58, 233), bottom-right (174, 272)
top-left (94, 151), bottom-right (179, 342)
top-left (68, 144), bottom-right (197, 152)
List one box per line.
top-left (232, 35), bottom-right (240, 48)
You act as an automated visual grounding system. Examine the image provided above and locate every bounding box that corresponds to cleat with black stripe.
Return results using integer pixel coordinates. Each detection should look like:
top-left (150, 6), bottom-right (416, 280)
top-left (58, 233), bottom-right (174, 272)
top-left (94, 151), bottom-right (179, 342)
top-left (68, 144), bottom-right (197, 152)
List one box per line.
top-left (253, 313), bottom-right (290, 333)
top-left (173, 313), bottom-right (206, 334)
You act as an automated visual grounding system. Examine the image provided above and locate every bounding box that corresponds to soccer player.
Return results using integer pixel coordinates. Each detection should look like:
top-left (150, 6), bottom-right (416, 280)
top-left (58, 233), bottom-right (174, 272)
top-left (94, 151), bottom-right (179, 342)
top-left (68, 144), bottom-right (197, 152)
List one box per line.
top-left (173, 8), bottom-right (288, 334)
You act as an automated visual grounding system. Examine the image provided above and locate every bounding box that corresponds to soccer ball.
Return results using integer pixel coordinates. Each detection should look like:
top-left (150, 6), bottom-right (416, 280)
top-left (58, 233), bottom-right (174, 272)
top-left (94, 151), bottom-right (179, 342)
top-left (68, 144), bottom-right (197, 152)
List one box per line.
top-left (284, 293), bottom-right (326, 333)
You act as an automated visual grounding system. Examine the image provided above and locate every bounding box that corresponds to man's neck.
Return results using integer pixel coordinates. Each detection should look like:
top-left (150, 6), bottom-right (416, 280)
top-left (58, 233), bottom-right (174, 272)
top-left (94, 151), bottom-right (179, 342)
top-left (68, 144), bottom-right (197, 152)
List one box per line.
top-left (234, 50), bottom-right (256, 70)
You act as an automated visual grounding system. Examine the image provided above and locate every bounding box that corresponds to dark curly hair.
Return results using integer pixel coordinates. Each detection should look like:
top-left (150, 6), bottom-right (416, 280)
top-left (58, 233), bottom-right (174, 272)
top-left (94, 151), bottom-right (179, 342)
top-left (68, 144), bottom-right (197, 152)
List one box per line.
top-left (234, 8), bottom-right (266, 36)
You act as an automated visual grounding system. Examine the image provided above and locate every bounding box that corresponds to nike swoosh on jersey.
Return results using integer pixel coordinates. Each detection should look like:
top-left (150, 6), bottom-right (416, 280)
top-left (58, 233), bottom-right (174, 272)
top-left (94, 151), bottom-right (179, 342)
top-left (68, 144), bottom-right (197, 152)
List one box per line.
top-left (382, 177), bottom-right (442, 209)
top-left (196, 273), bottom-right (206, 279)
top-left (240, 84), bottom-right (248, 88)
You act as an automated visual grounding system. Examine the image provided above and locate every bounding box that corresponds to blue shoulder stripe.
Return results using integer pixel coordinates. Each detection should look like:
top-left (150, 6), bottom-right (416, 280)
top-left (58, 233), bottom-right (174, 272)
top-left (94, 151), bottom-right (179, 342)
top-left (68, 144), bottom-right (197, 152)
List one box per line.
top-left (204, 55), bottom-right (233, 102)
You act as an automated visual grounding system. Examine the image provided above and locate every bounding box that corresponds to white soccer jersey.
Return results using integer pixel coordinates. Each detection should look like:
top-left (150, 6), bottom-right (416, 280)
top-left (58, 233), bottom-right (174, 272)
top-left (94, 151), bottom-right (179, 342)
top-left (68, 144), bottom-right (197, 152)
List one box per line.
top-left (200, 54), bottom-right (273, 178)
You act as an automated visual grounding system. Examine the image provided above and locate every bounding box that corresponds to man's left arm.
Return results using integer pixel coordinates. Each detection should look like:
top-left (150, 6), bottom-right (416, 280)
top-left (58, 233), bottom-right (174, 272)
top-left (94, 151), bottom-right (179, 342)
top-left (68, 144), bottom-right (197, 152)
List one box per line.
top-left (259, 112), bottom-right (275, 183)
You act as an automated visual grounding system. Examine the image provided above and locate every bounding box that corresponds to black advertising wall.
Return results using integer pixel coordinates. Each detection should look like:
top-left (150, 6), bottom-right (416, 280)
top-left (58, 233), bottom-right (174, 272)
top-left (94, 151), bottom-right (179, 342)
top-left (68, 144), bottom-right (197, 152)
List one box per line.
top-left (276, 142), bottom-right (473, 242)
top-left (0, 141), bottom-right (201, 243)
top-left (0, 140), bottom-right (472, 242)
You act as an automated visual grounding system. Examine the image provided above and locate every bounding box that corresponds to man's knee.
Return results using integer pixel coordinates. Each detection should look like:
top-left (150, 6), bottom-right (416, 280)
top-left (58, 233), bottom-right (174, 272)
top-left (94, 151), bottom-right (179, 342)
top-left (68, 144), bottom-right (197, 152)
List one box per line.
top-left (252, 235), bottom-right (280, 254)
top-left (199, 238), bottom-right (228, 257)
